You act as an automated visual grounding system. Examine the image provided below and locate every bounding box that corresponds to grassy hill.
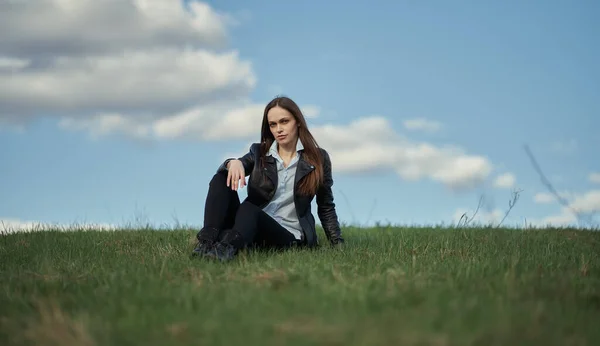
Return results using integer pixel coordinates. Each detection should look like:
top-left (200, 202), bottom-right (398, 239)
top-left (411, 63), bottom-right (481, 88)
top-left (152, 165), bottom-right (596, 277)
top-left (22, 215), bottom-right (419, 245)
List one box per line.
top-left (1, 226), bottom-right (599, 345)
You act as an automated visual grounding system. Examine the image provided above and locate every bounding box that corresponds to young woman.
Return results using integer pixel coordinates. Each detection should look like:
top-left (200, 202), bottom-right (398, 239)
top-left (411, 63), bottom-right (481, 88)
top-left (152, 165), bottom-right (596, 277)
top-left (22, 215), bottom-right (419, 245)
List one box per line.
top-left (191, 96), bottom-right (344, 262)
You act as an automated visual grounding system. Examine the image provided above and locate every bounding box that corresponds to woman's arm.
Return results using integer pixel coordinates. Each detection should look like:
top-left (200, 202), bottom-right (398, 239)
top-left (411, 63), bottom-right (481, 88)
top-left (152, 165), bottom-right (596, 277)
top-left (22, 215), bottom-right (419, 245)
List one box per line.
top-left (216, 143), bottom-right (258, 176)
top-left (316, 149), bottom-right (344, 246)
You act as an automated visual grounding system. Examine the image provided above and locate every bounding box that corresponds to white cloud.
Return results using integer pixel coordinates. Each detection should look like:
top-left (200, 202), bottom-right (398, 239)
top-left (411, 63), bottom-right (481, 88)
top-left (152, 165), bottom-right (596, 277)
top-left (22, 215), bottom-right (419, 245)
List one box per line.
top-left (402, 118), bottom-right (442, 133)
top-left (533, 191), bottom-right (574, 204)
top-left (58, 100), bottom-right (323, 141)
top-left (0, 0), bottom-right (231, 57)
top-left (534, 192), bottom-right (556, 204)
top-left (59, 113), bottom-right (154, 140)
top-left (529, 189), bottom-right (600, 228)
top-left (454, 189), bottom-right (600, 229)
top-left (312, 117), bottom-right (492, 190)
top-left (568, 190), bottom-right (600, 214)
top-left (1, 47), bottom-right (256, 121)
top-left (453, 187), bottom-right (600, 229)
top-left (589, 172), bottom-right (600, 184)
top-left (301, 105), bottom-right (321, 119)
top-left (154, 102), bottom-right (265, 140)
top-left (0, 0), bottom-right (254, 126)
top-left (493, 172), bottom-right (515, 189)
top-left (523, 212), bottom-right (578, 228)
top-left (59, 100), bottom-right (266, 141)
top-left (0, 57), bottom-right (30, 71)
top-left (540, 212), bottom-right (577, 226)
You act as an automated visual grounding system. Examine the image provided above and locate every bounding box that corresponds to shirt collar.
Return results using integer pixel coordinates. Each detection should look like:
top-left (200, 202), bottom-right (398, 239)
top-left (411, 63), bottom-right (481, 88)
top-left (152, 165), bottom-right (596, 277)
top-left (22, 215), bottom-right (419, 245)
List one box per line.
top-left (267, 138), bottom-right (304, 156)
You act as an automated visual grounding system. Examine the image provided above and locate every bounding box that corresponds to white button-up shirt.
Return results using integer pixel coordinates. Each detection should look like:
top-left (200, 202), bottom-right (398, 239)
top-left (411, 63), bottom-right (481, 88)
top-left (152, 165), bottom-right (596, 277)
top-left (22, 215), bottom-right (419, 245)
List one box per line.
top-left (261, 139), bottom-right (304, 240)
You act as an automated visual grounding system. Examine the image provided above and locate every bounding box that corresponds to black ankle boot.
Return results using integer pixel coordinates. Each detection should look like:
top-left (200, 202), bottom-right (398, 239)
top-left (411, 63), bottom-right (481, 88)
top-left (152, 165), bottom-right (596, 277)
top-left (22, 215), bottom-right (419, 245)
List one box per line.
top-left (191, 227), bottom-right (220, 257)
top-left (204, 229), bottom-right (244, 262)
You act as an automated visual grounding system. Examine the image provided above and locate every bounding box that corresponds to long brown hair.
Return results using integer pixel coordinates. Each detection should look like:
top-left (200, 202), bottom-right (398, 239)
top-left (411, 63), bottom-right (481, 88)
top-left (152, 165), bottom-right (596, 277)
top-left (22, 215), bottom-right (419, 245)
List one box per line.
top-left (259, 96), bottom-right (323, 196)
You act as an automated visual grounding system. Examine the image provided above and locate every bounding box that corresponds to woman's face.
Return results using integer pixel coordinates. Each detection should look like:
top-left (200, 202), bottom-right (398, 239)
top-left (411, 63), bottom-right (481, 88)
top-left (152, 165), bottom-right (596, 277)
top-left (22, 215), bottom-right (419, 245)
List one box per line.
top-left (267, 106), bottom-right (298, 147)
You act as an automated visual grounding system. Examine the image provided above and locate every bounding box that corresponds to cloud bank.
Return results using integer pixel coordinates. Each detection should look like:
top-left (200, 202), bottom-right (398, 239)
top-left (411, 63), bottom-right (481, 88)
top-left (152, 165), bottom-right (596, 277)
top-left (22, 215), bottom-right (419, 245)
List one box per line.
top-left (1, 0), bottom-right (496, 190)
top-left (0, 0), bottom-right (255, 124)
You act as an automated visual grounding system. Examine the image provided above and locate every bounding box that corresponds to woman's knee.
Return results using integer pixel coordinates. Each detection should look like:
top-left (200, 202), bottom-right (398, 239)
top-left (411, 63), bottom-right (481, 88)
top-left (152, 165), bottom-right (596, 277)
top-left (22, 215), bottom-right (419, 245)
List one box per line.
top-left (237, 200), bottom-right (259, 213)
top-left (233, 200), bottom-right (261, 223)
top-left (209, 171), bottom-right (228, 187)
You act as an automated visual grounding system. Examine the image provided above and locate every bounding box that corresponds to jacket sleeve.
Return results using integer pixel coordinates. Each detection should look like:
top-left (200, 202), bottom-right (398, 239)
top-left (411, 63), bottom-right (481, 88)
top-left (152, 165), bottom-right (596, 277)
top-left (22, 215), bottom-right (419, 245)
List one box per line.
top-left (316, 149), bottom-right (344, 245)
top-left (216, 143), bottom-right (257, 176)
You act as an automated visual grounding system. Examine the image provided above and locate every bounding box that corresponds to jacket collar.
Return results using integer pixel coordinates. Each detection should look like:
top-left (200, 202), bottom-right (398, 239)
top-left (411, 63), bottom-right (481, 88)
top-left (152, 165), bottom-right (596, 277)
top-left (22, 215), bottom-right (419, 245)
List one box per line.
top-left (295, 158), bottom-right (315, 186)
top-left (263, 138), bottom-right (314, 186)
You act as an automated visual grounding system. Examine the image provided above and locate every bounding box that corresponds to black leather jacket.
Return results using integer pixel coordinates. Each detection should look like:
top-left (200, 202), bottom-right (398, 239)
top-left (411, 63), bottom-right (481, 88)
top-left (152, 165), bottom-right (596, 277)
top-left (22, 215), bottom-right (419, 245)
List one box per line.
top-left (217, 143), bottom-right (344, 247)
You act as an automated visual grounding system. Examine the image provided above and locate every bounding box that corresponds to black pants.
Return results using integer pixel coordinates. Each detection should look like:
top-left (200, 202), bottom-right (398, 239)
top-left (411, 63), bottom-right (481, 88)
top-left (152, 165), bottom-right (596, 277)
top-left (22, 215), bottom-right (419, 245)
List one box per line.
top-left (202, 172), bottom-right (302, 250)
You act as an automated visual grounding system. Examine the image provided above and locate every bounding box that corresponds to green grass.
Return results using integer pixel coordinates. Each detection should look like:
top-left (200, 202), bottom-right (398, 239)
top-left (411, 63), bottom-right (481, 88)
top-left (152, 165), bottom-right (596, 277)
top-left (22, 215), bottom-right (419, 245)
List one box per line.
top-left (1, 226), bottom-right (600, 346)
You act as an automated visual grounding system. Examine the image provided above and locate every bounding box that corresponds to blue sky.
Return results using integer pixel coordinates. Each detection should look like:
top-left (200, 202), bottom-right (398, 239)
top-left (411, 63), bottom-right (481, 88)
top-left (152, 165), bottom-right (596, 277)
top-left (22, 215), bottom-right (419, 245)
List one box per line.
top-left (1, 0), bottom-right (599, 232)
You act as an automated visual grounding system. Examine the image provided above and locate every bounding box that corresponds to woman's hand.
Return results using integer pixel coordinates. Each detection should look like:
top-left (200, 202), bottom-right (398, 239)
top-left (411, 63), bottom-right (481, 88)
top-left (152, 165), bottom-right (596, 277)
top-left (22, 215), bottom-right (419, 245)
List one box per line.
top-left (226, 159), bottom-right (246, 191)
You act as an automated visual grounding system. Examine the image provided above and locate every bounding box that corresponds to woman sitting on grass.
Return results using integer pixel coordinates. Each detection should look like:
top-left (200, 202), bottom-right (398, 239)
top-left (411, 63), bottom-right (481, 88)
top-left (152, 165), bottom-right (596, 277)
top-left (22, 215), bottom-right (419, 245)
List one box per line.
top-left (191, 96), bottom-right (344, 262)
